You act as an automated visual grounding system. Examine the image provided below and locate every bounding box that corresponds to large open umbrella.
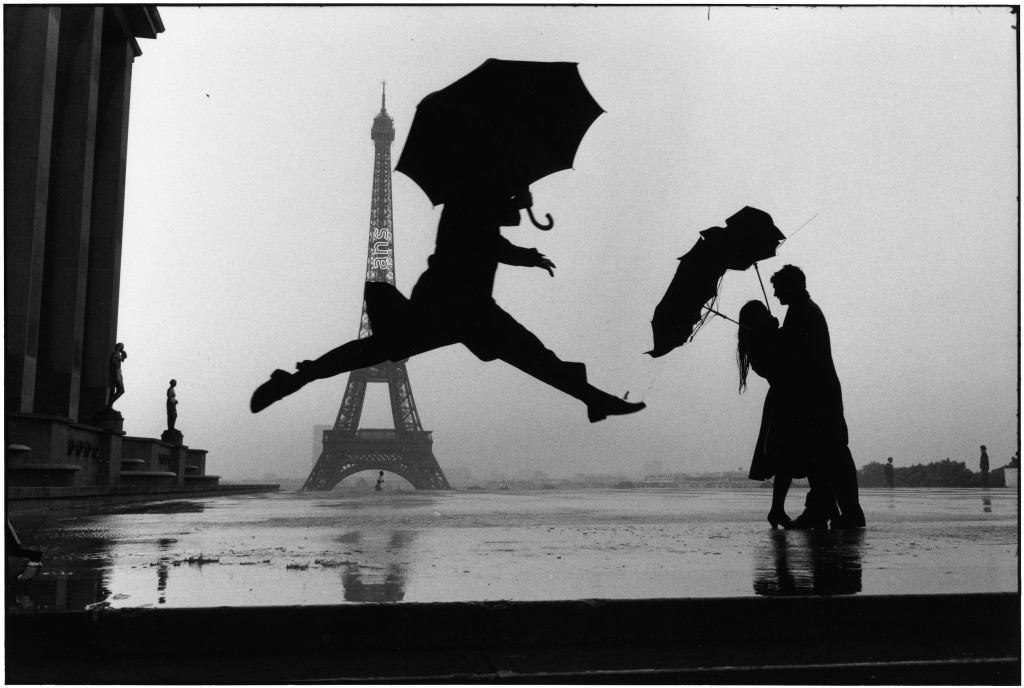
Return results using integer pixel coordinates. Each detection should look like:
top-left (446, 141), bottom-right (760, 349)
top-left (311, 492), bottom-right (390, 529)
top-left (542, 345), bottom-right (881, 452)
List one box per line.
top-left (395, 59), bottom-right (603, 229)
top-left (647, 207), bottom-right (786, 358)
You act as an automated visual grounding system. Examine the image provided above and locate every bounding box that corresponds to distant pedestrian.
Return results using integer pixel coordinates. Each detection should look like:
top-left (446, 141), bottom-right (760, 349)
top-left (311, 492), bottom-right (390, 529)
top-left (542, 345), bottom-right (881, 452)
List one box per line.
top-left (979, 445), bottom-right (990, 488)
top-left (883, 457), bottom-right (895, 488)
top-left (375, 471), bottom-right (384, 492)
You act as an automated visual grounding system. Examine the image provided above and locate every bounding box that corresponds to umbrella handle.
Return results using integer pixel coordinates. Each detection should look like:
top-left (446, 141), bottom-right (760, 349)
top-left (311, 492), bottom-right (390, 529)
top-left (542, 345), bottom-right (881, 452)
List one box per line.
top-left (753, 262), bottom-right (772, 315)
top-left (527, 207), bottom-right (554, 230)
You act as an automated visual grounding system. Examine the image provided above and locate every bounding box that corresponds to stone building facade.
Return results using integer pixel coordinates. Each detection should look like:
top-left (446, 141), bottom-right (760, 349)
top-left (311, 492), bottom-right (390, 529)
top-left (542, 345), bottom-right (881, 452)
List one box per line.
top-left (5, 7), bottom-right (218, 496)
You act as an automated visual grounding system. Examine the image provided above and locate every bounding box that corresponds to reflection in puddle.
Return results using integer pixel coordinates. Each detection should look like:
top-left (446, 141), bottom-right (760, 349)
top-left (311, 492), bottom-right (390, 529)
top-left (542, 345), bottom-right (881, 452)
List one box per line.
top-left (8, 570), bottom-right (109, 612)
top-left (753, 529), bottom-right (864, 596)
top-left (338, 530), bottom-right (414, 602)
top-left (6, 527), bottom-right (114, 612)
top-left (7, 520), bottom-right (419, 610)
top-left (156, 537), bottom-right (175, 605)
top-left (5, 490), bottom-right (1015, 608)
top-left (113, 501), bottom-right (207, 516)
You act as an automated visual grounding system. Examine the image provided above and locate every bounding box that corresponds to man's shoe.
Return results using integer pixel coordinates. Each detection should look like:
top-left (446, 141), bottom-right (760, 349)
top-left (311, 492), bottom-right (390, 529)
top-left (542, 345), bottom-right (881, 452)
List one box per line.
top-left (830, 513), bottom-right (866, 529)
top-left (789, 512), bottom-right (829, 530)
top-left (587, 394), bottom-right (646, 423)
top-left (250, 369), bottom-right (306, 413)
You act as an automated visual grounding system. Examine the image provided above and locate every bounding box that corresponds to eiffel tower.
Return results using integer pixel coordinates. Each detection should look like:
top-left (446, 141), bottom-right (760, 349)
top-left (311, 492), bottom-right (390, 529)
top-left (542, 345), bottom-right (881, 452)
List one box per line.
top-left (302, 85), bottom-right (449, 492)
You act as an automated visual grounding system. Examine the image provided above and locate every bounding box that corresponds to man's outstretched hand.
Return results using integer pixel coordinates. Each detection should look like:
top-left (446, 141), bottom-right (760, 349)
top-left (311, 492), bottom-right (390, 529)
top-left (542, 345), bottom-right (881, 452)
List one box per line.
top-left (535, 251), bottom-right (555, 276)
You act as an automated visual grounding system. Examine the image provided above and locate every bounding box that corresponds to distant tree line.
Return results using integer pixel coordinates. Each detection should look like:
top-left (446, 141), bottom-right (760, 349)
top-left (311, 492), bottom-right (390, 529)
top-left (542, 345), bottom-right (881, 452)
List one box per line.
top-left (858, 457), bottom-right (1017, 488)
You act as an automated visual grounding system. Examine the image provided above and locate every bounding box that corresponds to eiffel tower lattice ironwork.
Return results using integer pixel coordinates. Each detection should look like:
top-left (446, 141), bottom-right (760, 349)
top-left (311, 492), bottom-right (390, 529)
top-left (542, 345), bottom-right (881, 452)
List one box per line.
top-left (303, 85), bottom-right (450, 492)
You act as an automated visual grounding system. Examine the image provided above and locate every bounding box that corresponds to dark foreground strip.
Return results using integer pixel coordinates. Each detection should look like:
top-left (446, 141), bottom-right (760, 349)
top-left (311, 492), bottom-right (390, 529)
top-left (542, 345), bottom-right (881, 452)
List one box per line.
top-left (6, 592), bottom-right (1019, 684)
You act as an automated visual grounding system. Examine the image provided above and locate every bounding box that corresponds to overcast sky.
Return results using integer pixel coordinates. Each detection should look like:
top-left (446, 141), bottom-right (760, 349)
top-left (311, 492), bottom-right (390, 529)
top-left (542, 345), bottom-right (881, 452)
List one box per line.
top-left (117, 5), bottom-right (1018, 482)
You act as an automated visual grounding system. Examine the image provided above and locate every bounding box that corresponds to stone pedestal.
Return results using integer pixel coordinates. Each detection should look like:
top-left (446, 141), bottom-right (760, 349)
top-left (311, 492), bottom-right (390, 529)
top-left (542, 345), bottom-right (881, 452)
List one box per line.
top-left (160, 429), bottom-right (183, 445)
top-left (94, 407), bottom-right (124, 432)
top-left (96, 429), bottom-right (123, 486)
top-left (6, 444), bottom-right (34, 463)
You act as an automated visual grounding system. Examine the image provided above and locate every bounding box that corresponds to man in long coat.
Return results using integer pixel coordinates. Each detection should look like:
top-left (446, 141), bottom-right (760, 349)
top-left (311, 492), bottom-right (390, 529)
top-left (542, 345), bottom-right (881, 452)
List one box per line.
top-left (771, 265), bottom-right (865, 529)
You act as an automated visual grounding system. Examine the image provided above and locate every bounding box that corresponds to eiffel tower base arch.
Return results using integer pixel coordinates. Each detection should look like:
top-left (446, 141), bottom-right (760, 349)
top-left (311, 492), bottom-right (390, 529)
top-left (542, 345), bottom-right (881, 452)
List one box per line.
top-left (303, 429), bottom-right (450, 492)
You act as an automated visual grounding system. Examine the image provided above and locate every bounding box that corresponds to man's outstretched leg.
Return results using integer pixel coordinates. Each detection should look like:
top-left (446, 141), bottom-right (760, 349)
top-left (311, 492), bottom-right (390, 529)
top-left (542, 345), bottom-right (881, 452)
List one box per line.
top-left (250, 318), bottom-right (455, 413)
top-left (830, 445), bottom-right (866, 528)
top-left (465, 307), bottom-right (645, 423)
top-left (250, 337), bottom-right (389, 413)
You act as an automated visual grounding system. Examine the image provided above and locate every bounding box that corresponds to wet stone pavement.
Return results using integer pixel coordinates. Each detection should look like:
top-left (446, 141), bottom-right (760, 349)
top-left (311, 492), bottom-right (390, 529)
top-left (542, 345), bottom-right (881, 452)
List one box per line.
top-left (6, 487), bottom-right (1018, 611)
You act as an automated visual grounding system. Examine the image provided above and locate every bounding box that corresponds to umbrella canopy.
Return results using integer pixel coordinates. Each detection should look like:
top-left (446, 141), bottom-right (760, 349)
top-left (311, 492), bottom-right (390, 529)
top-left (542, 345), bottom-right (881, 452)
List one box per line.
top-left (647, 207), bottom-right (786, 358)
top-left (395, 59), bottom-right (604, 210)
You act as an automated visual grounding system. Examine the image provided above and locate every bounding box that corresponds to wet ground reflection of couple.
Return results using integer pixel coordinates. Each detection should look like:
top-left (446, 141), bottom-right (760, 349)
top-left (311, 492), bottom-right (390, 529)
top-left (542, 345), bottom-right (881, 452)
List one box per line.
top-left (754, 529), bottom-right (865, 596)
top-left (737, 265), bottom-right (866, 531)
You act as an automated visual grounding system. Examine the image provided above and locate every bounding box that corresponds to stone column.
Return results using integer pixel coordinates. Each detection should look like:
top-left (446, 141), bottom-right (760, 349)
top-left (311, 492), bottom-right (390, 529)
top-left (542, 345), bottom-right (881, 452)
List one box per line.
top-left (160, 430), bottom-right (186, 486)
top-left (33, 6), bottom-right (102, 419)
top-left (80, 11), bottom-right (134, 424)
top-left (4, 7), bottom-right (61, 413)
top-left (95, 430), bottom-right (124, 487)
top-left (173, 445), bottom-right (187, 486)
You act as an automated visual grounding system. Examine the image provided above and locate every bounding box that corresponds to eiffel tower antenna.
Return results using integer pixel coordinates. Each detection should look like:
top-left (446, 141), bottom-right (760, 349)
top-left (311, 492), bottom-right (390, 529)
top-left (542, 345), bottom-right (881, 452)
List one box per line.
top-left (302, 88), bottom-right (449, 492)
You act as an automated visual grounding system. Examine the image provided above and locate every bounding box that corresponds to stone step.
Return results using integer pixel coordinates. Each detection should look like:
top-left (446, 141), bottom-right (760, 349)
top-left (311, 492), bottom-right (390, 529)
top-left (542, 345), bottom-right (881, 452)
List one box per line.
top-left (119, 471), bottom-right (176, 487)
top-left (7, 463), bottom-right (82, 488)
top-left (184, 474), bottom-right (220, 485)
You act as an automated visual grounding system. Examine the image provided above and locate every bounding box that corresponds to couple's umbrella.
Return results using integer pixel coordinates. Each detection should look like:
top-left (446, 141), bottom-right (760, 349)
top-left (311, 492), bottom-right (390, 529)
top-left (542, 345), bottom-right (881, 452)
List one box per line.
top-left (396, 59), bottom-right (604, 229)
top-left (647, 207), bottom-right (786, 358)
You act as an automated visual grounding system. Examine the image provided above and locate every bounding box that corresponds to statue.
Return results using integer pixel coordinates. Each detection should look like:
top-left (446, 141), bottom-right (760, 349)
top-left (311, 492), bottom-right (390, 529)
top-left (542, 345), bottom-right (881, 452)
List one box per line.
top-left (166, 379), bottom-right (178, 431)
top-left (107, 343), bottom-right (127, 408)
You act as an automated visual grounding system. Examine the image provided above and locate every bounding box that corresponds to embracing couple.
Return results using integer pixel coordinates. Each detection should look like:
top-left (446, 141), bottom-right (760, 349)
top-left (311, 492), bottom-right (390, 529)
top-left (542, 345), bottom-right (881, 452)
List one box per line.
top-left (737, 265), bottom-right (866, 530)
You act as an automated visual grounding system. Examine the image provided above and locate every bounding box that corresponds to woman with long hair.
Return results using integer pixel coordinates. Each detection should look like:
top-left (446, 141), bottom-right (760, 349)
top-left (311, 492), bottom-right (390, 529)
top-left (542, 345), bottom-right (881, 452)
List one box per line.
top-left (737, 300), bottom-right (797, 529)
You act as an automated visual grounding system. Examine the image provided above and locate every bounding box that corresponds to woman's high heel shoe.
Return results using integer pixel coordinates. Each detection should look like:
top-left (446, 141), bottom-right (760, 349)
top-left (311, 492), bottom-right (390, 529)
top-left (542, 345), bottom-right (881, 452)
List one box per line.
top-left (767, 510), bottom-right (793, 530)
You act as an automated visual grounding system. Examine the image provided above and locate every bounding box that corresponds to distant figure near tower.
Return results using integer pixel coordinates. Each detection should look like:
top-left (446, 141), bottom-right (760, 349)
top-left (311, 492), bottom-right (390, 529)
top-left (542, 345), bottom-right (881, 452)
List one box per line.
top-left (884, 457), bottom-right (894, 488)
top-left (979, 445), bottom-right (990, 488)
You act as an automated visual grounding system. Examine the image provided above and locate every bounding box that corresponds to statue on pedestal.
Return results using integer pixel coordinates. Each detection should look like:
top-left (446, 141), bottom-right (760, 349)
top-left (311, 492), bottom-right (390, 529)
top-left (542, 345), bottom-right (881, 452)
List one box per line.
top-left (107, 343), bottom-right (127, 408)
top-left (166, 379), bottom-right (178, 431)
